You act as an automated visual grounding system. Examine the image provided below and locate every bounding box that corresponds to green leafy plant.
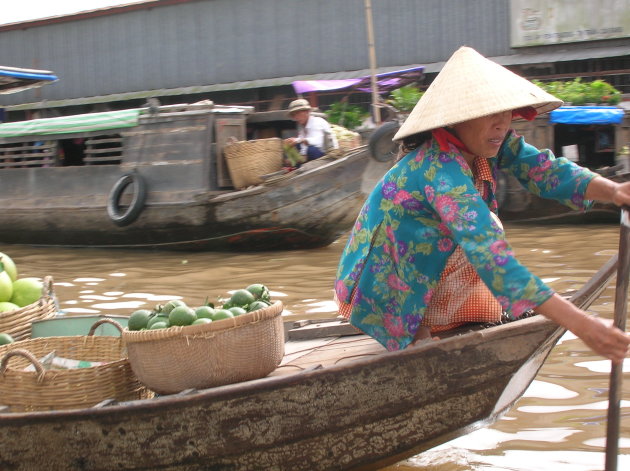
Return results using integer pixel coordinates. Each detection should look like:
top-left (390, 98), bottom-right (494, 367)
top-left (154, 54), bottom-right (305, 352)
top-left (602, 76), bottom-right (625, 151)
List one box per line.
top-left (533, 78), bottom-right (621, 105)
top-left (386, 85), bottom-right (424, 112)
top-left (325, 102), bottom-right (369, 129)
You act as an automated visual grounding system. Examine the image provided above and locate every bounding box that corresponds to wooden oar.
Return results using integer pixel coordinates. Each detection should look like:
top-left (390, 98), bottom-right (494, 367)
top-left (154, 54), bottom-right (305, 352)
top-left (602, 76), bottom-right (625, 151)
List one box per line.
top-left (605, 206), bottom-right (630, 471)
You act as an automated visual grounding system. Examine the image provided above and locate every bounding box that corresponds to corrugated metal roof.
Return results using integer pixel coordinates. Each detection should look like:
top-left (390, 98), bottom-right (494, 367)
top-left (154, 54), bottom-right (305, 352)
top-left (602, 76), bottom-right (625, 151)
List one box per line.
top-left (8, 44), bottom-right (629, 112)
top-left (421, 45), bottom-right (630, 73)
top-left (3, 63), bottom-right (424, 111)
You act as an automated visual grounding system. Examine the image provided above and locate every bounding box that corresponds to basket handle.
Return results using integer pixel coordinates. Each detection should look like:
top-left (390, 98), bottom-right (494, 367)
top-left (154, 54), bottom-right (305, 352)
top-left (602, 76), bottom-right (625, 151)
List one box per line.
top-left (88, 318), bottom-right (124, 336)
top-left (0, 349), bottom-right (47, 382)
top-left (43, 276), bottom-right (54, 297)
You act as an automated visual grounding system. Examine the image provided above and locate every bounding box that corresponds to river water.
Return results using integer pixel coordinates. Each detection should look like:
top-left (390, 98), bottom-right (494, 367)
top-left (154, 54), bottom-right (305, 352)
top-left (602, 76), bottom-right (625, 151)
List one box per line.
top-left (1, 222), bottom-right (628, 471)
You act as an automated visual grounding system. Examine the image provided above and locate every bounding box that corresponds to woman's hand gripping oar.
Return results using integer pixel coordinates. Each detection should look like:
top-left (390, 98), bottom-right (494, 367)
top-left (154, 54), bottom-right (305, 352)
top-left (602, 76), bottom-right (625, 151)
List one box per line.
top-left (605, 206), bottom-right (630, 471)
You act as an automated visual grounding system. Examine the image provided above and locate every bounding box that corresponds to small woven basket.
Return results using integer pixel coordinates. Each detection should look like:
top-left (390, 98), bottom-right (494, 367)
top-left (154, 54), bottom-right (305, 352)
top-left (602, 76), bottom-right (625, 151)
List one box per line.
top-left (224, 137), bottom-right (283, 189)
top-left (122, 301), bottom-right (285, 394)
top-left (0, 276), bottom-right (57, 341)
top-left (0, 319), bottom-right (149, 412)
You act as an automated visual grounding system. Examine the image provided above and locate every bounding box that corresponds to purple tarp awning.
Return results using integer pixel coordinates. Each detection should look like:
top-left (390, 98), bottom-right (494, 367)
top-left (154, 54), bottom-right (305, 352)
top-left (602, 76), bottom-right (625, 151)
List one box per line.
top-left (292, 66), bottom-right (424, 95)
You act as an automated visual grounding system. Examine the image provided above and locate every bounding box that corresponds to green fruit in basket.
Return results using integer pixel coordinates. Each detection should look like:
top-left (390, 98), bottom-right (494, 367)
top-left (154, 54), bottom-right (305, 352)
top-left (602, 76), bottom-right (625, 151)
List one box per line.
top-left (228, 306), bottom-right (247, 316)
top-left (248, 300), bottom-right (271, 312)
top-left (147, 315), bottom-right (169, 329)
top-left (148, 321), bottom-right (169, 330)
top-left (161, 299), bottom-right (187, 315)
top-left (211, 309), bottom-right (234, 321)
top-left (192, 318), bottom-right (212, 326)
top-left (0, 252), bottom-right (18, 282)
top-left (169, 306), bottom-right (197, 326)
top-left (229, 289), bottom-right (256, 308)
top-left (246, 283), bottom-right (270, 302)
top-left (10, 277), bottom-right (43, 307)
top-left (0, 332), bottom-right (15, 345)
top-left (0, 301), bottom-right (19, 312)
top-left (195, 306), bottom-right (216, 319)
top-left (128, 309), bottom-right (154, 331)
top-left (0, 272), bottom-right (13, 303)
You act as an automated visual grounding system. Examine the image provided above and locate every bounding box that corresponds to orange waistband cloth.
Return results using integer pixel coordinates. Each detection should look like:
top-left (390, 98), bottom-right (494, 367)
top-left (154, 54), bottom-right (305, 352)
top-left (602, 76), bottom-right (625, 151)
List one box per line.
top-left (421, 246), bottom-right (502, 332)
top-left (335, 245), bottom-right (502, 330)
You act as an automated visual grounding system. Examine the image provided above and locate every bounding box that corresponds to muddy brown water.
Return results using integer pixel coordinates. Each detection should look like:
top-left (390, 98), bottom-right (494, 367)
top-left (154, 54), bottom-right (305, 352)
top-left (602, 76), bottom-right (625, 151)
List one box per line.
top-left (1, 223), bottom-right (628, 470)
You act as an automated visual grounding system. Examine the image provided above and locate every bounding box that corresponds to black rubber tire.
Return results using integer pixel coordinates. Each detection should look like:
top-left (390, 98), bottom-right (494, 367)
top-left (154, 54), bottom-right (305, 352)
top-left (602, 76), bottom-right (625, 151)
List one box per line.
top-left (107, 173), bottom-right (147, 227)
top-left (368, 121), bottom-right (401, 162)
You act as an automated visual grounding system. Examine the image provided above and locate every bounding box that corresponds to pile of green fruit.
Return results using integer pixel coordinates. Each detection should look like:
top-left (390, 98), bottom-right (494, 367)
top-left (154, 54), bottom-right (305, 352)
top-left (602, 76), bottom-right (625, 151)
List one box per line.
top-left (0, 251), bottom-right (44, 345)
top-left (127, 284), bottom-right (272, 331)
top-left (0, 251), bottom-right (45, 312)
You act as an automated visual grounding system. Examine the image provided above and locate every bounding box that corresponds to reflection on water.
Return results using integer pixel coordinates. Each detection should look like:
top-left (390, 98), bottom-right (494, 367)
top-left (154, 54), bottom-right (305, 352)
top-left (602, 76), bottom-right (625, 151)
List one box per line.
top-left (1, 223), bottom-right (629, 470)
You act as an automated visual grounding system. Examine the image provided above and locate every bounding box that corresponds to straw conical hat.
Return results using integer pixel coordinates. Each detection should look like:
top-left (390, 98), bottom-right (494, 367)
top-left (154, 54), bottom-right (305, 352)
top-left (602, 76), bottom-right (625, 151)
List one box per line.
top-left (393, 46), bottom-right (562, 141)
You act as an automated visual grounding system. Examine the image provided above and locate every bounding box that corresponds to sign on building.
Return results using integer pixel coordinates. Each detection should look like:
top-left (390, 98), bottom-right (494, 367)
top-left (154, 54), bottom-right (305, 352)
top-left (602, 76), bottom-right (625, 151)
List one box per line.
top-left (510, 0), bottom-right (630, 47)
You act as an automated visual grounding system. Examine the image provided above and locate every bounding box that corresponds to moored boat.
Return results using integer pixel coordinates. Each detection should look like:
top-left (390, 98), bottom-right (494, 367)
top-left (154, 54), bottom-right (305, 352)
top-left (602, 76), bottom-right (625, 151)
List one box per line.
top-left (0, 102), bottom-right (382, 251)
top-left (498, 105), bottom-right (630, 223)
top-left (0, 253), bottom-right (618, 471)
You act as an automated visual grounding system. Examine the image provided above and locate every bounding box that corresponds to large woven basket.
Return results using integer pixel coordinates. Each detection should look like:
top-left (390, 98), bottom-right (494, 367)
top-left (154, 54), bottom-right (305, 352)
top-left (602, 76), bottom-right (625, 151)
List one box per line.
top-left (0, 319), bottom-right (148, 412)
top-left (122, 301), bottom-right (285, 394)
top-left (0, 276), bottom-right (57, 341)
top-left (224, 137), bottom-right (283, 189)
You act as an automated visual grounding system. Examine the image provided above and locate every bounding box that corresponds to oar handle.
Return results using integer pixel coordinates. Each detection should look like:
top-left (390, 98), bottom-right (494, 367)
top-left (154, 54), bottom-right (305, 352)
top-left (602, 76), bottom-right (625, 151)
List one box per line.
top-left (605, 206), bottom-right (630, 471)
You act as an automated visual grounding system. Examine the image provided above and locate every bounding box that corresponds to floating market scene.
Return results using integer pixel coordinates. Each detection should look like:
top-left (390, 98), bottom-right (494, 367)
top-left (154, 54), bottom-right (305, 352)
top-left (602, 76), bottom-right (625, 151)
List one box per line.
top-left (0, 1), bottom-right (629, 470)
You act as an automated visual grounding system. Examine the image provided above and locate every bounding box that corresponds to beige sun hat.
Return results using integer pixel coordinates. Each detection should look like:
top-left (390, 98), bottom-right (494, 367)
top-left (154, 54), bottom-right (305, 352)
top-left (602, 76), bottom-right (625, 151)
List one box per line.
top-left (393, 46), bottom-right (563, 141)
top-left (287, 98), bottom-right (312, 115)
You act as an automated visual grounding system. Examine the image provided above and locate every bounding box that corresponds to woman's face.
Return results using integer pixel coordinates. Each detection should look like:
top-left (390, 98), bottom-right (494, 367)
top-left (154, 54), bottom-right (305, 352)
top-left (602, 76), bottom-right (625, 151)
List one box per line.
top-left (451, 111), bottom-right (512, 158)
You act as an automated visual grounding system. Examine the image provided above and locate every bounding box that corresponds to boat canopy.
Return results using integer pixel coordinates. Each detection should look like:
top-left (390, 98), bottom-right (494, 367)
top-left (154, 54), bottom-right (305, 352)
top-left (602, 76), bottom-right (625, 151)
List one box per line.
top-left (0, 66), bottom-right (58, 95)
top-left (549, 106), bottom-right (625, 125)
top-left (0, 109), bottom-right (141, 138)
top-left (292, 66), bottom-right (424, 95)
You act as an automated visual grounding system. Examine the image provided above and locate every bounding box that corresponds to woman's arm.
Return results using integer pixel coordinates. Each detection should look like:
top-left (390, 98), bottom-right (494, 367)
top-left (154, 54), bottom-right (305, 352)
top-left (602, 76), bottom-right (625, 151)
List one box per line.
top-left (585, 175), bottom-right (630, 207)
top-left (536, 293), bottom-right (630, 364)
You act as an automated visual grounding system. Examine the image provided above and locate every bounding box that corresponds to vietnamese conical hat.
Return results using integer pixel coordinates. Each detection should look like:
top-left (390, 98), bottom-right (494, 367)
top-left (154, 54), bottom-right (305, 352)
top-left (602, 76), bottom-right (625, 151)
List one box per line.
top-left (393, 46), bottom-right (562, 141)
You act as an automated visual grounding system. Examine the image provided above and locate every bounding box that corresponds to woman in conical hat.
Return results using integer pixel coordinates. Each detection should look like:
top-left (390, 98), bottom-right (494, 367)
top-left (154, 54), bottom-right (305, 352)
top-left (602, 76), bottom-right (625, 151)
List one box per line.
top-left (335, 46), bottom-right (630, 361)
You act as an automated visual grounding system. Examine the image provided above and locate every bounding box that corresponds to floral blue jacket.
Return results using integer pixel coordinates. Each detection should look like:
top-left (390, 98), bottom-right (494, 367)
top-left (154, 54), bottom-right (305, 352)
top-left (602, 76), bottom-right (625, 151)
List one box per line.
top-left (334, 130), bottom-right (597, 351)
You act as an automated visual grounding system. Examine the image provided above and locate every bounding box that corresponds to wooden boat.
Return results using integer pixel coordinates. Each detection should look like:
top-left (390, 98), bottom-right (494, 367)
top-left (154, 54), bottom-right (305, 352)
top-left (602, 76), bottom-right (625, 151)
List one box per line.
top-left (498, 169), bottom-right (630, 223)
top-left (498, 105), bottom-right (630, 223)
top-left (0, 102), bottom-right (376, 251)
top-left (0, 254), bottom-right (618, 471)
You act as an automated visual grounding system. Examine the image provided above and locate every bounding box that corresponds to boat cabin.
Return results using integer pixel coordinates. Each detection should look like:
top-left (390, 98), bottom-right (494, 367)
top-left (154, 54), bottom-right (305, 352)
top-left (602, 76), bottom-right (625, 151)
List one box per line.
top-left (0, 102), bottom-right (263, 190)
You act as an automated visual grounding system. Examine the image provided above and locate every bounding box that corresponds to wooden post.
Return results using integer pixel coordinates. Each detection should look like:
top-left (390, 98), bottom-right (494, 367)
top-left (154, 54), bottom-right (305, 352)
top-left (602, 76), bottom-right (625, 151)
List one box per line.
top-left (364, 0), bottom-right (381, 125)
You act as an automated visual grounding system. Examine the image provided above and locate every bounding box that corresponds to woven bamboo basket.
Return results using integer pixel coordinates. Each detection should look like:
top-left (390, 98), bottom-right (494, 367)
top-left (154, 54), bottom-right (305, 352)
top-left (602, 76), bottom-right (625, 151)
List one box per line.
top-left (122, 301), bottom-right (285, 394)
top-left (0, 319), bottom-right (149, 412)
top-left (224, 137), bottom-right (283, 189)
top-left (0, 276), bottom-right (57, 341)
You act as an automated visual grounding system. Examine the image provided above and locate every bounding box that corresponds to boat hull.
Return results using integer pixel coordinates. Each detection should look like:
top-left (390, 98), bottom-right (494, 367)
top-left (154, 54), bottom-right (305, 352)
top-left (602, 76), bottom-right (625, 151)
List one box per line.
top-left (0, 149), bottom-right (371, 251)
top-left (0, 316), bottom-right (562, 471)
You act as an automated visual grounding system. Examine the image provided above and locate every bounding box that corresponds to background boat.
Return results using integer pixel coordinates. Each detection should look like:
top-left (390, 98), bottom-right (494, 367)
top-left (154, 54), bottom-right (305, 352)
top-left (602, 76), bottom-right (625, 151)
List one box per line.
top-left (0, 102), bottom-right (388, 251)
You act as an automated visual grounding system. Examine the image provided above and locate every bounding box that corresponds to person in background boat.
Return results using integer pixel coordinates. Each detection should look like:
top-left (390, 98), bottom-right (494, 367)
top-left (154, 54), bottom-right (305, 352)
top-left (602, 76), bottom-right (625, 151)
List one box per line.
top-left (283, 98), bottom-right (338, 167)
top-left (334, 46), bottom-right (630, 364)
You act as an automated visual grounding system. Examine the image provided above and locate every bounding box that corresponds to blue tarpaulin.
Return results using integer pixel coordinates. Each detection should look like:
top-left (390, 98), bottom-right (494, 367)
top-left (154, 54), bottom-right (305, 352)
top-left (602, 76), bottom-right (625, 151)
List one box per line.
top-left (549, 106), bottom-right (625, 125)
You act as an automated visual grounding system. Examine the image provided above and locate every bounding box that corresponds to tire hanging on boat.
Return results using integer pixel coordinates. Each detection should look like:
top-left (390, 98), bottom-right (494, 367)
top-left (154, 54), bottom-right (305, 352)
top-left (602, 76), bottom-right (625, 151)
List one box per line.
top-left (107, 172), bottom-right (147, 226)
top-left (368, 121), bottom-right (401, 162)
